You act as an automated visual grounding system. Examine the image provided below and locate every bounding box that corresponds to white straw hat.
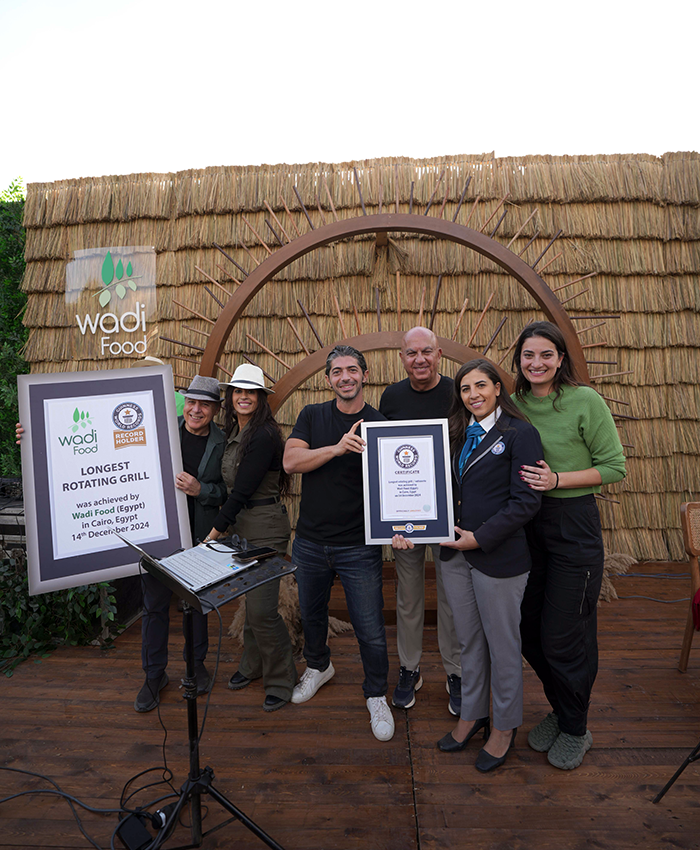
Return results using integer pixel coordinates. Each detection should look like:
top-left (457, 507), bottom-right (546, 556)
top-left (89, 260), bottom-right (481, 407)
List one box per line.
top-left (220, 363), bottom-right (274, 394)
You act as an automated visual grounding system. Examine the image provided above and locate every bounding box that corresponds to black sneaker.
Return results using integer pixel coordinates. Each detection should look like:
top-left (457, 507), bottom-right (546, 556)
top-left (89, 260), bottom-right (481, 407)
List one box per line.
top-left (392, 666), bottom-right (423, 709)
top-left (134, 673), bottom-right (169, 713)
top-left (446, 674), bottom-right (462, 717)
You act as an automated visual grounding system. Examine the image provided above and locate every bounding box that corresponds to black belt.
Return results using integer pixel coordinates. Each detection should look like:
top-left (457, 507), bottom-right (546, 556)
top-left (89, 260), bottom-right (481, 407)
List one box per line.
top-left (245, 496), bottom-right (281, 509)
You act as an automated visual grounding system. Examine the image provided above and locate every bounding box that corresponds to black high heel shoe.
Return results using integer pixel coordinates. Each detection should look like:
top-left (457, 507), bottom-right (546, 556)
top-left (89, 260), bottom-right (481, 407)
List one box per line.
top-left (437, 716), bottom-right (491, 752)
top-left (475, 728), bottom-right (517, 772)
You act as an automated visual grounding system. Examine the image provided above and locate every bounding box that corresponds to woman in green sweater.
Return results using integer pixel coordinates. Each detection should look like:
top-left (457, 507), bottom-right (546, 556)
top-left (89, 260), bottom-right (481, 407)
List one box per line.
top-left (513, 321), bottom-right (626, 770)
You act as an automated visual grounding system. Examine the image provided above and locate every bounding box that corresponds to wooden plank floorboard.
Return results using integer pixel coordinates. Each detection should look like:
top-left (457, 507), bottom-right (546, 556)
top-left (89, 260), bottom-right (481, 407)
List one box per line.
top-left (1, 561), bottom-right (699, 849)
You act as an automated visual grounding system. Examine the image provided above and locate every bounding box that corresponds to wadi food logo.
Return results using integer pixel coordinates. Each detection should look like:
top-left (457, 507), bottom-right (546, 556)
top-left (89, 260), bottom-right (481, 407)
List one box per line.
top-left (75, 250), bottom-right (148, 357)
top-left (394, 444), bottom-right (419, 469)
top-left (112, 402), bottom-right (147, 450)
top-left (58, 408), bottom-right (98, 454)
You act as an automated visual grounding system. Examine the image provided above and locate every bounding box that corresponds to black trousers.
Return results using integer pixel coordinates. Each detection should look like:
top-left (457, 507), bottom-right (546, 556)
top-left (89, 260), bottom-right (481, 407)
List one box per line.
top-left (520, 494), bottom-right (604, 737)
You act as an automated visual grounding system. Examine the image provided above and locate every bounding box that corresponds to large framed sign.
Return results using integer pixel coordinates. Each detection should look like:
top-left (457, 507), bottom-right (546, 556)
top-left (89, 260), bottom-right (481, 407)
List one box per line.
top-left (18, 366), bottom-right (191, 595)
top-left (361, 419), bottom-right (454, 545)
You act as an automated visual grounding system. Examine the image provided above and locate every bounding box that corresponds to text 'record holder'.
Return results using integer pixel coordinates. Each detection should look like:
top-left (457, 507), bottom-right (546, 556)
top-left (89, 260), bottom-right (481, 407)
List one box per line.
top-left (361, 419), bottom-right (454, 545)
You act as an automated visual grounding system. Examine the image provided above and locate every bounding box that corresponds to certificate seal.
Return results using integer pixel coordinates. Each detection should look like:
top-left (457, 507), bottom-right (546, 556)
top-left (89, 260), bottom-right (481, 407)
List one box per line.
top-left (112, 402), bottom-right (144, 431)
top-left (491, 441), bottom-right (505, 455)
top-left (394, 444), bottom-right (419, 469)
top-left (404, 523), bottom-right (415, 534)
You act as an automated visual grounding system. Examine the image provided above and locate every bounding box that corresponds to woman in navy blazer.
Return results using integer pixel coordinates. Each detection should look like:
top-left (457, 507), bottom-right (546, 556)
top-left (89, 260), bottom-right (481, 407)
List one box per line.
top-left (436, 359), bottom-right (542, 771)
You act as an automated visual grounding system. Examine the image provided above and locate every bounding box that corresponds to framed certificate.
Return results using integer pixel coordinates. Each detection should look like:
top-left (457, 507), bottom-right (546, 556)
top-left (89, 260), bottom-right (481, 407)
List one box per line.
top-left (18, 366), bottom-right (191, 595)
top-left (361, 419), bottom-right (454, 545)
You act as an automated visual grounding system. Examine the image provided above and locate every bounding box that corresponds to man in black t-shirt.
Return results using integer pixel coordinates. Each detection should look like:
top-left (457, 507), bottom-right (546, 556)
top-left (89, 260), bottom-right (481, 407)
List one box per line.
top-left (379, 327), bottom-right (462, 715)
top-left (284, 345), bottom-right (394, 742)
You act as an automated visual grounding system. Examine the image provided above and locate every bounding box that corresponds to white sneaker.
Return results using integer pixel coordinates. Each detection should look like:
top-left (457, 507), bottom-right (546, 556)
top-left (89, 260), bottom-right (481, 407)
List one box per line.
top-left (291, 663), bottom-right (335, 704)
top-left (367, 696), bottom-right (395, 741)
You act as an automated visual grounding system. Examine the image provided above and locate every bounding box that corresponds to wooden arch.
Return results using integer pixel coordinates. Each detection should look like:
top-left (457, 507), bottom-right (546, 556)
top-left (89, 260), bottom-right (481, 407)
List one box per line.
top-left (198, 213), bottom-right (589, 392)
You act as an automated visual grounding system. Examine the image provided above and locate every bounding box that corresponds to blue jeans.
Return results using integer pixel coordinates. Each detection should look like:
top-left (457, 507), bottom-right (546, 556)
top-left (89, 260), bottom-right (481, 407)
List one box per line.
top-left (292, 536), bottom-right (388, 699)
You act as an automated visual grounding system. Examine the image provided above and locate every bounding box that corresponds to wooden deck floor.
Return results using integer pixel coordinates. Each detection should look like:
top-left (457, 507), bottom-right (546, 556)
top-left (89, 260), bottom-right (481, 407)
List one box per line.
top-left (2, 561), bottom-right (699, 850)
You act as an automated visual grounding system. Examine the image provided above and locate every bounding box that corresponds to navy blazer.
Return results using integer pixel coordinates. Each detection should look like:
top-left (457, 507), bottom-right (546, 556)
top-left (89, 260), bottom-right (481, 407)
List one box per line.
top-left (440, 414), bottom-right (543, 578)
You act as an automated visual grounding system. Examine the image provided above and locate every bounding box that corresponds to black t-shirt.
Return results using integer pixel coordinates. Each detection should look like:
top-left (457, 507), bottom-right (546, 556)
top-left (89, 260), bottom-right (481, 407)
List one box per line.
top-left (180, 426), bottom-right (208, 534)
top-left (289, 400), bottom-right (385, 546)
top-left (379, 375), bottom-right (453, 421)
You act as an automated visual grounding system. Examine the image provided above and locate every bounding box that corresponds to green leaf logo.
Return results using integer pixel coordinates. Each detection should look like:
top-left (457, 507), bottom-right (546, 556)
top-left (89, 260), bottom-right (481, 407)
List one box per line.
top-left (73, 408), bottom-right (80, 423)
top-left (101, 252), bottom-right (114, 286)
top-left (99, 289), bottom-right (111, 307)
top-left (126, 261), bottom-right (133, 276)
top-left (116, 258), bottom-right (124, 280)
top-left (127, 280), bottom-right (137, 291)
top-left (116, 283), bottom-right (126, 299)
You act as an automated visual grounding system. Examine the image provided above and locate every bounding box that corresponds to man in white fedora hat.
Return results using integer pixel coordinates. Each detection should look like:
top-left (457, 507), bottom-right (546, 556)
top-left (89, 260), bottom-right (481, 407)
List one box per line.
top-left (135, 375), bottom-right (226, 712)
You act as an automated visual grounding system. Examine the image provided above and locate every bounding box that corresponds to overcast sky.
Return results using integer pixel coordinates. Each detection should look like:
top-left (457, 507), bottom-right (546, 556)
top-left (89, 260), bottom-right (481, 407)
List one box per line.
top-left (1, 0), bottom-right (696, 192)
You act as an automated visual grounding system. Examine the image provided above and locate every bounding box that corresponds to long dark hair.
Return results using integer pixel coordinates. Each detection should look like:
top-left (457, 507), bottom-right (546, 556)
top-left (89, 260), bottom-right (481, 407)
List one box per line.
top-left (512, 321), bottom-right (581, 404)
top-left (222, 387), bottom-right (290, 497)
top-left (448, 359), bottom-right (530, 450)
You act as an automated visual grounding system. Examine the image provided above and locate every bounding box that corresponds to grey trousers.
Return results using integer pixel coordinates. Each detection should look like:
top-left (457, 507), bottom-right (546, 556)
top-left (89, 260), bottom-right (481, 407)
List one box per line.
top-left (394, 543), bottom-right (461, 677)
top-left (439, 553), bottom-right (528, 730)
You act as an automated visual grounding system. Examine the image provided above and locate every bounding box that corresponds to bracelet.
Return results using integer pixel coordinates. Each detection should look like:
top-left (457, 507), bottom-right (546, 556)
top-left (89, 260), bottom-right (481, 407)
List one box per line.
top-left (552, 472), bottom-right (559, 490)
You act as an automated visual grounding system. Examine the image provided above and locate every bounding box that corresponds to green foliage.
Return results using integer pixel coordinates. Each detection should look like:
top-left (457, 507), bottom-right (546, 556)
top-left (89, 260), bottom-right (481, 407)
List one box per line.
top-left (0, 553), bottom-right (118, 676)
top-left (0, 178), bottom-right (28, 477)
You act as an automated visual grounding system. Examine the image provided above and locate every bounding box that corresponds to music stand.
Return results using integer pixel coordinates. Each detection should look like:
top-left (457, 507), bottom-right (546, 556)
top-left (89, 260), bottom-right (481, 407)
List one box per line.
top-left (136, 549), bottom-right (295, 849)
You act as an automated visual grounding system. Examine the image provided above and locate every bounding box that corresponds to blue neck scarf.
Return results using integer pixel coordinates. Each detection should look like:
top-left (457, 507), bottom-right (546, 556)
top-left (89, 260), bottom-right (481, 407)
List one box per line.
top-left (458, 422), bottom-right (486, 476)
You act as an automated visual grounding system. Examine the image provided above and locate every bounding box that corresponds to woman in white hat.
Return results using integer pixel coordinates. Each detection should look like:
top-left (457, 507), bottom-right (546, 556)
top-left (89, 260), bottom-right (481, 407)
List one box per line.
top-left (204, 364), bottom-right (296, 711)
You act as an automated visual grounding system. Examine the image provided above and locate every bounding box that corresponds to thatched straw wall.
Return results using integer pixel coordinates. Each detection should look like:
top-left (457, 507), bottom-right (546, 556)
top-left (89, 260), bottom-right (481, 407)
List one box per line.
top-left (22, 152), bottom-right (700, 561)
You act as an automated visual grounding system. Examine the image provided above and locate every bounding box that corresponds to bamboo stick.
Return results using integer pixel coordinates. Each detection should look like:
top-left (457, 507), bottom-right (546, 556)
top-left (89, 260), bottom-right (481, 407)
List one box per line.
top-left (451, 297), bottom-right (469, 340)
top-left (333, 294), bottom-right (347, 338)
top-left (375, 287), bottom-right (382, 332)
top-left (438, 182), bottom-right (449, 219)
top-left (595, 494), bottom-right (620, 504)
top-left (581, 340), bottom-right (608, 348)
top-left (482, 316), bottom-right (508, 355)
top-left (279, 193), bottom-right (302, 237)
top-left (321, 175), bottom-right (339, 222)
top-left (452, 176), bottom-right (472, 222)
top-left (424, 168), bottom-right (445, 216)
top-left (169, 353), bottom-right (200, 364)
top-left (212, 242), bottom-right (248, 278)
top-left (466, 292), bottom-right (495, 347)
top-left (552, 272), bottom-right (597, 292)
top-left (589, 370), bottom-right (634, 382)
top-left (241, 353), bottom-right (275, 384)
top-left (293, 186), bottom-right (315, 230)
top-left (353, 305), bottom-right (361, 335)
top-left (560, 287), bottom-right (591, 305)
top-left (194, 263), bottom-right (230, 295)
top-left (161, 335), bottom-right (205, 353)
top-left (464, 195), bottom-right (481, 227)
top-left (241, 214), bottom-right (273, 255)
top-left (183, 325), bottom-right (211, 338)
top-left (216, 361), bottom-right (234, 378)
top-left (246, 332), bottom-right (292, 369)
top-left (265, 219), bottom-right (284, 247)
top-left (506, 209), bottom-right (538, 249)
top-left (204, 285), bottom-right (224, 309)
top-left (576, 321), bottom-right (607, 335)
top-left (316, 193), bottom-right (327, 226)
top-left (497, 337), bottom-right (518, 366)
top-left (429, 275), bottom-right (443, 330)
top-left (173, 372), bottom-right (193, 383)
top-left (517, 230), bottom-right (540, 257)
top-left (264, 200), bottom-right (292, 242)
top-left (620, 443), bottom-right (635, 449)
top-left (297, 299), bottom-right (323, 347)
top-left (531, 229), bottom-right (563, 269)
top-left (353, 167), bottom-right (367, 216)
top-left (490, 209), bottom-right (508, 238)
top-left (286, 317), bottom-right (310, 356)
top-left (599, 394), bottom-right (630, 406)
top-left (172, 297), bottom-right (216, 325)
top-left (536, 251), bottom-right (562, 275)
top-left (239, 240), bottom-right (260, 268)
top-left (395, 272), bottom-right (402, 331)
top-left (417, 285), bottom-right (425, 326)
top-left (213, 267), bottom-right (237, 291)
top-left (479, 193), bottom-right (510, 233)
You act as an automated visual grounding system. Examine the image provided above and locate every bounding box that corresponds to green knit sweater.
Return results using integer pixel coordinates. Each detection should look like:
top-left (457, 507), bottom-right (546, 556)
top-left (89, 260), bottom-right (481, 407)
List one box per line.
top-left (513, 385), bottom-right (626, 499)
